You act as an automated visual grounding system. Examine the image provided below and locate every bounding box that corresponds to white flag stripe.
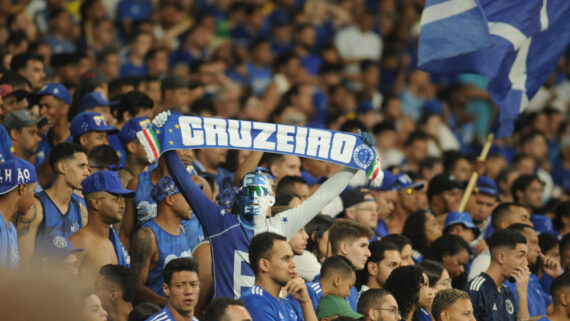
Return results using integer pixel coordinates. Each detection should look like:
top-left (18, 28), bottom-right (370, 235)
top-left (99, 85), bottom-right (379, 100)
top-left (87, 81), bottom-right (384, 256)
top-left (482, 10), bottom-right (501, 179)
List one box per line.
top-left (421, 0), bottom-right (477, 26)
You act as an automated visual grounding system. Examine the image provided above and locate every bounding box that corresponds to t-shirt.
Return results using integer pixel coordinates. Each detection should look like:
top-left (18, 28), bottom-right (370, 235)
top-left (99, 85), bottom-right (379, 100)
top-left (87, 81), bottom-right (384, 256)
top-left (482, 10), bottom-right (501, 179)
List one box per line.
top-left (145, 305), bottom-right (198, 321)
top-left (505, 274), bottom-right (551, 317)
top-left (0, 212), bottom-right (18, 269)
top-left (0, 125), bottom-right (14, 163)
top-left (466, 273), bottom-right (517, 321)
top-left (241, 285), bottom-right (305, 321)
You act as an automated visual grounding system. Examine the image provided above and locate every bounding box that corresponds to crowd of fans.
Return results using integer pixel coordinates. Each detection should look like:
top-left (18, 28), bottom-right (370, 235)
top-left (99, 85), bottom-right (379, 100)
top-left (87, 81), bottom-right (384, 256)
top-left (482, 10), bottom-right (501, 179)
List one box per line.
top-left (1, 0), bottom-right (570, 321)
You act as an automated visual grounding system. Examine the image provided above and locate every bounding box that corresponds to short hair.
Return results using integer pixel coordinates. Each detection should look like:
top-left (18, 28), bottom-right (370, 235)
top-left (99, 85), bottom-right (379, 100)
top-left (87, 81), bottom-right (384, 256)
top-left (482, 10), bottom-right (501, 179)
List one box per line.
top-left (431, 289), bottom-right (471, 321)
top-left (329, 219), bottom-right (374, 255)
top-left (559, 234), bottom-right (570, 261)
top-left (491, 202), bottom-right (525, 230)
top-left (404, 130), bottom-right (430, 147)
top-left (486, 229), bottom-right (527, 257)
top-left (357, 240), bottom-right (400, 287)
top-left (248, 232), bottom-right (287, 275)
top-left (274, 191), bottom-right (300, 207)
top-left (402, 210), bottom-right (432, 256)
top-left (10, 53), bottom-right (43, 72)
top-left (417, 259), bottom-right (446, 287)
top-left (116, 90), bottom-right (154, 123)
top-left (551, 273), bottom-right (570, 302)
top-left (276, 175), bottom-right (307, 194)
top-left (425, 235), bottom-right (472, 262)
top-left (49, 143), bottom-right (88, 171)
top-left (128, 303), bottom-right (161, 321)
top-left (98, 264), bottom-right (137, 303)
top-left (511, 175), bottom-right (542, 203)
top-left (357, 288), bottom-right (393, 316)
top-left (520, 129), bottom-right (546, 147)
top-left (88, 144), bottom-right (120, 170)
top-left (263, 153), bottom-right (288, 170)
top-left (320, 255), bottom-right (355, 280)
top-left (372, 121), bottom-right (396, 136)
top-left (384, 266), bottom-right (424, 319)
top-left (442, 151), bottom-right (471, 173)
top-left (381, 234), bottom-right (412, 252)
top-left (203, 297), bottom-right (245, 321)
top-left (496, 166), bottom-right (517, 194)
top-left (162, 258), bottom-right (199, 286)
top-left (539, 233), bottom-right (559, 255)
top-left (507, 223), bottom-right (534, 234)
top-left (419, 157), bottom-right (443, 173)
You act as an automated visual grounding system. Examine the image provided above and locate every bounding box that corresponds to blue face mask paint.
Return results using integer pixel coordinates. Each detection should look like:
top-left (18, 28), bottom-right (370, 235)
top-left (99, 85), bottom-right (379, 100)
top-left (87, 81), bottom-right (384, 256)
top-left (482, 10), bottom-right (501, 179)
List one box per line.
top-left (237, 170), bottom-right (275, 229)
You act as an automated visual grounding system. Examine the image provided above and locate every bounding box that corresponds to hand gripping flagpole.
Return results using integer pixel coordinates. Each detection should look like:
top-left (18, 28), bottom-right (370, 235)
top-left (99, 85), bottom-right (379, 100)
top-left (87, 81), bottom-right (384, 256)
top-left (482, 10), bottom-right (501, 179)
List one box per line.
top-left (457, 133), bottom-right (495, 212)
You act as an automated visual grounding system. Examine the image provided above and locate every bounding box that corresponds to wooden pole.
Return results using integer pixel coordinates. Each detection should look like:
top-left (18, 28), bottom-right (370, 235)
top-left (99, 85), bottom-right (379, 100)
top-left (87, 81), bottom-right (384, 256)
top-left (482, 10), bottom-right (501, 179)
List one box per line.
top-left (457, 133), bottom-right (495, 212)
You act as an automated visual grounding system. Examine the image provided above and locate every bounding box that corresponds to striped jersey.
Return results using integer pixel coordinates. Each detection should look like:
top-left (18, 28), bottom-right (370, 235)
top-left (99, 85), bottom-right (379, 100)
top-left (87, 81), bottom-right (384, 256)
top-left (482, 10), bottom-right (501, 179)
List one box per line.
top-left (466, 273), bottom-right (517, 321)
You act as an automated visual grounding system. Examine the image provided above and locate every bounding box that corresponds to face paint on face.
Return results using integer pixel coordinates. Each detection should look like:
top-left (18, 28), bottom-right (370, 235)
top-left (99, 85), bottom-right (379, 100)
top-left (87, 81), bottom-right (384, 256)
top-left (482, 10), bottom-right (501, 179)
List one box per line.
top-left (237, 170), bottom-right (275, 228)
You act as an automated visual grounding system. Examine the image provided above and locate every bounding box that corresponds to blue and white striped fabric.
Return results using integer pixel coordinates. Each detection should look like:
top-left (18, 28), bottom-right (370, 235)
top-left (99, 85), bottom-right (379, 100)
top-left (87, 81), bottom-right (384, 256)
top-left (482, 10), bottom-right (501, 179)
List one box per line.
top-left (418, 0), bottom-right (570, 138)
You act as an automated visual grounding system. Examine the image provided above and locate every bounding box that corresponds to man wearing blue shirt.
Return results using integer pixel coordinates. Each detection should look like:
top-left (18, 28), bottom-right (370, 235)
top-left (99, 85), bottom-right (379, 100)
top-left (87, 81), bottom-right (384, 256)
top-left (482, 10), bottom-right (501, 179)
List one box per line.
top-left (241, 232), bottom-right (317, 321)
top-left (145, 257), bottom-right (200, 321)
top-left (466, 229), bottom-right (530, 321)
top-left (0, 158), bottom-right (37, 269)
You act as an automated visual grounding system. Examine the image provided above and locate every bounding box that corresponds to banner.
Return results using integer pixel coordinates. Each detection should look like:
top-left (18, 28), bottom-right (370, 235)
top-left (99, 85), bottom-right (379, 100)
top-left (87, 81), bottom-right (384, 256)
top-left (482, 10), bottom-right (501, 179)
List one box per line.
top-left (137, 114), bottom-right (377, 171)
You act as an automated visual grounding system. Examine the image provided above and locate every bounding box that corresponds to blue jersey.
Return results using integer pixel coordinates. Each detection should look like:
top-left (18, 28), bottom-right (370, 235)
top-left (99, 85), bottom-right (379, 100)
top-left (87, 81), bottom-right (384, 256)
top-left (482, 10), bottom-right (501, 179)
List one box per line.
top-left (35, 191), bottom-right (84, 258)
top-left (36, 132), bottom-right (72, 166)
top-left (145, 305), bottom-right (198, 321)
top-left (134, 170), bottom-right (204, 251)
top-left (164, 151), bottom-right (357, 299)
top-left (506, 274), bottom-right (551, 317)
top-left (0, 213), bottom-right (18, 269)
top-left (241, 285), bottom-right (305, 321)
top-left (107, 134), bottom-right (126, 165)
top-left (347, 286), bottom-right (359, 311)
top-left (415, 308), bottom-right (431, 321)
top-left (109, 226), bottom-right (130, 267)
top-left (466, 273), bottom-right (517, 321)
top-left (142, 219), bottom-right (192, 296)
top-left (0, 125), bottom-right (14, 163)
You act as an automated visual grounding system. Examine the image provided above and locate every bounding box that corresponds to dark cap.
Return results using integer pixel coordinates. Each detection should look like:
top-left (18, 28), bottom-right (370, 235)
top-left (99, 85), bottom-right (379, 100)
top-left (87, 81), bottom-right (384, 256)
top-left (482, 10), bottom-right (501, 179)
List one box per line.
top-left (427, 173), bottom-right (462, 198)
top-left (3, 109), bottom-right (47, 132)
top-left (341, 186), bottom-right (375, 209)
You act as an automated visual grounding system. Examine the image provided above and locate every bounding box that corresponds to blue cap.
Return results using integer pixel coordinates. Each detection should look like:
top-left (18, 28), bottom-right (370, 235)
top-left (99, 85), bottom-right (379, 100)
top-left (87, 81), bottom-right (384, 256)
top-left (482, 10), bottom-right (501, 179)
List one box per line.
top-left (151, 176), bottom-right (181, 203)
top-left (370, 170), bottom-right (397, 191)
top-left (394, 173), bottom-right (425, 191)
top-left (36, 83), bottom-right (71, 105)
top-left (422, 100), bottom-right (444, 115)
top-left (119, 117), bottom-right (151, 144)
top-left (70, 112), bottom-right (119, 138)
top-left (77, 92), bottom-right (117, 113)
top-left (444, 211), bottom-right (480, 237)
top-left (43, 236), bottom-right (83, 263)
top-left (0, 158), bottom-right (37, 194)
top-left (476, 175), bottom-right (498, 196)
top-left (82, 171), bottom-right (135, 197)
top-left (117, 0), bottom-right (152, 21)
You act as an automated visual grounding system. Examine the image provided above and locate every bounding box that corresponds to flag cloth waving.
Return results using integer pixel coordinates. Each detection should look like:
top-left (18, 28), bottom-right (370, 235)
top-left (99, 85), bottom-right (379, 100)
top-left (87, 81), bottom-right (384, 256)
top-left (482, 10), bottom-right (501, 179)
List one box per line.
top-left (418, 0), bottom-right (570, 138)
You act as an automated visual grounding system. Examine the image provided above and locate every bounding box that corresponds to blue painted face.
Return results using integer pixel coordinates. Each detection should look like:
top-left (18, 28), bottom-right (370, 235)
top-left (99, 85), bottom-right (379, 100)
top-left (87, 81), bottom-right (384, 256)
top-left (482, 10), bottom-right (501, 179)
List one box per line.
top-left (237, 171), bottom-right (275, 228)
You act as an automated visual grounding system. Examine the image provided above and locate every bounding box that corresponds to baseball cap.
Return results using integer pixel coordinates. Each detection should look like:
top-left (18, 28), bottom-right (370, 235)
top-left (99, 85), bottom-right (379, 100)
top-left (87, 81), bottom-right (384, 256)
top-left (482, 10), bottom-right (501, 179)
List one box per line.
top-left (43, 236), bottom-right (83, 263)
top-left (476, 175), bottom-right (498, 197)
top-left (394, 173), bottom-right (425, 191)
top-left (316, 295), bottom-right (363, 320)
top-left (3, 109), bottom-right (47, 132)
top-left (161, 74), bottom-right (189, 91)
top-left (151, 176), bottom-right (181, 203)
top-left (444, 211), bottom-right (480, 237)
top-left (341, 186), bottom-right (375, 209)
top-left (77, 92), bottom-right (118, 113)
top-left (119, 116), bottom-right (150, 145)
top-left (0, 158), bottom-right (37, 195)
top-left (70, 112), bottom-right (119, 138)
top-left (36, 83), bottom-right (71, 105)
top-left (370, 170), bottom-right (397, 191)
top-left (0, 83), bottom-right (28, 100)
top-left (81, 171), bottom-right (135, 197)
top-left (427, 173), bottom-right (462, 198)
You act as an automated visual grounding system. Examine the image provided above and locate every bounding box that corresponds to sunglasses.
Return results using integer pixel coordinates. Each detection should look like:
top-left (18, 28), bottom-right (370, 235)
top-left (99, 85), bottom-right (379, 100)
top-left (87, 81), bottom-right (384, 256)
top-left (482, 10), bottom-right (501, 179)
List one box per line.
top-left (241, 185), bottom-right (269, 197)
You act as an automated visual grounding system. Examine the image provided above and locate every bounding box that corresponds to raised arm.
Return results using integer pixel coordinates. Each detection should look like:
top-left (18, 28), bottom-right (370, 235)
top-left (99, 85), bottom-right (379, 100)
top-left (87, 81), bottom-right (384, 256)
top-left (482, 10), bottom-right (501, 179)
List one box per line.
top-left (164, 150), bottom-right (224, 236)
top-left (233, 151), bottom-right (264, 186)
top-left (268, 166), bottom-right (357, 239)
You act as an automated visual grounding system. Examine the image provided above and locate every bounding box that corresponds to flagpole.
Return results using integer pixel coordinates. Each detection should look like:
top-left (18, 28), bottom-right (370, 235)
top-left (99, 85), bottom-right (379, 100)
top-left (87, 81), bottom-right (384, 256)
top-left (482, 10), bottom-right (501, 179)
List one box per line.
top-left (457, 133), bottom-right (495, 212)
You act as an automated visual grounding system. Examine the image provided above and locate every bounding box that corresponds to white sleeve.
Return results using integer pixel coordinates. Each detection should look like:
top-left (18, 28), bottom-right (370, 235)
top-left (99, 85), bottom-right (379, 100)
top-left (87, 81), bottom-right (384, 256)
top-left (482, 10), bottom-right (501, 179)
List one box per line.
top-left (468, 250), bottom-right (491, 281)
top-left (260, 167), bottom-right (358, 239)
top-left (294, 251), bottom-right (321, 282)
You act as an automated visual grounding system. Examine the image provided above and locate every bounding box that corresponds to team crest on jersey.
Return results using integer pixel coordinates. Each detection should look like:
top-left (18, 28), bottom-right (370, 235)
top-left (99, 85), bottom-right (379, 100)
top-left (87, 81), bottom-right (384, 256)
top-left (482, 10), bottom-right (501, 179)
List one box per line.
top-left (53, 235), bottom-right (68, 248)
top-left (71, 222), bottom-right (80, 232)
top-left (505, 299), bottom-right (514, 314)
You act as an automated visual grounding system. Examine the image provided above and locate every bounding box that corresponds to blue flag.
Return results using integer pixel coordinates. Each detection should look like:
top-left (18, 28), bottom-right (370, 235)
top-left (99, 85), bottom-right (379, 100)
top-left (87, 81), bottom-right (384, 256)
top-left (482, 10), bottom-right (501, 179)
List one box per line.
top-left (418, 0), bottom-right (570, 138)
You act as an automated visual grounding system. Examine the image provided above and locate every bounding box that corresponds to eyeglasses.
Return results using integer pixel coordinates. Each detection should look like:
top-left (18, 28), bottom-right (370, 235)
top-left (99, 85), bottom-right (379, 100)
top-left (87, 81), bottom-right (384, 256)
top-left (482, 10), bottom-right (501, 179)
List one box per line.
top-left (240, 185), bottom-right (269, 197)
top-left (437, 278), bottom-right (452, 288)
top-left (375, 307), bottom-right (401, 318)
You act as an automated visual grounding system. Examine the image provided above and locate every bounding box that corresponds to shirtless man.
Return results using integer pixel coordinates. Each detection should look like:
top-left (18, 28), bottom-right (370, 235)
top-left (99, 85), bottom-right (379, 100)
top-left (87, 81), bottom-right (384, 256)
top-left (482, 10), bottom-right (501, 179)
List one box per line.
top-left (70, 170), bottom-right (134, 288)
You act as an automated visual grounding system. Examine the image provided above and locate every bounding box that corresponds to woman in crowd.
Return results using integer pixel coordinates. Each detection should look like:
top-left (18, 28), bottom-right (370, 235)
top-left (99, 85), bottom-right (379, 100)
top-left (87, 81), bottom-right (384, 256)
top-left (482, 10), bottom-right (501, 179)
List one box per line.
top-left (403, 210), bottom-right (442, 264)
top-left (385, 265), bottom-right (435, 321)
